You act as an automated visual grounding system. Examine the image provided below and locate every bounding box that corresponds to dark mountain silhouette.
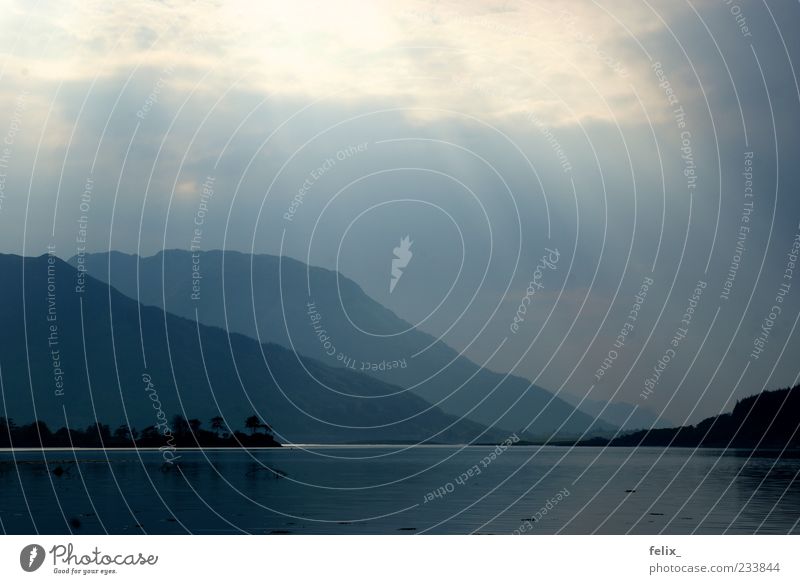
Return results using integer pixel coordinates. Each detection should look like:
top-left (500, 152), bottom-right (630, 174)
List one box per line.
top-left (0, 253), bottom-right (507, 444)
top-left (588, 386), bottom-right (800, 449)
top-left (71, 250), bottom-right (615, 438)
top-left (558, 392), bottom-right (672, 430)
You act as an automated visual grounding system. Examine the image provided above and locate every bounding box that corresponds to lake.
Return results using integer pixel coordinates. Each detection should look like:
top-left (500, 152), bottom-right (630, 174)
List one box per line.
top-left (1, 446), bottom-right (798, 534)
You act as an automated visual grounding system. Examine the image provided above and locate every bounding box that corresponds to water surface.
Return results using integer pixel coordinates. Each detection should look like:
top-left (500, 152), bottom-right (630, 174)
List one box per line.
top-left (1, 446), bottom-right (798, 534)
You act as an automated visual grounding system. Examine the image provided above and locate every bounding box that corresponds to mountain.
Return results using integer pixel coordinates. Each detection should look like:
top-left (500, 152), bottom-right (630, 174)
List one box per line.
top-left (0, 253), bottom-right (505, 444)
top-left (72, 250), bottom-right (616, 438)
top-left (558, 392), bottom-right (672, 430)
top-left (596, 386), bottom-right (800, 448)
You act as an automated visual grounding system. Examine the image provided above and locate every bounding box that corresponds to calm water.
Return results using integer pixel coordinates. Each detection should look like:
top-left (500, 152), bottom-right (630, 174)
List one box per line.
top-left (1, 446), bottom-right (798, 534)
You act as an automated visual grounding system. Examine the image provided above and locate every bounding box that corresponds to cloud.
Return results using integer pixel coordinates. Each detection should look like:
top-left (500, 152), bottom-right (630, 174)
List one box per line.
top-left (0, 0), bottom-right (685, 127)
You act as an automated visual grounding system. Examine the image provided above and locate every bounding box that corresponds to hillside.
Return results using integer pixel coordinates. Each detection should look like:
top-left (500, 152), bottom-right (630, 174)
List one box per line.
top-left (72, 250), bottom-right (615, 438)
top-left (595, 386), bottom-right (800, 449)
top-left (0, 254), bottom-right (506, 444)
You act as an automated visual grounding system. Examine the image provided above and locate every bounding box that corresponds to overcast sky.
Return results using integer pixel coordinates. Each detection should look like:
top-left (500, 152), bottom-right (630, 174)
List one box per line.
top-left (1, 0), bottom-right (799, 424)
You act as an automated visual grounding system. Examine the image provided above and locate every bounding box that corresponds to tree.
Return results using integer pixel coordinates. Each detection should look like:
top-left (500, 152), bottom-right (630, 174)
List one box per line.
top-left (172, 415), bottom-right (190, 437)
top-left (113, 425), bottom-right (131, 443)
top-left (188, 418), bottom-right (202, 433)
top-left (85, 423), bottom-right (110, 443)
top-left (139, 426), bottom-right (159, 442)
top-left (210, 416), bottom-right (225, 437)
top-left (245, 415), bottom-right (262, 435)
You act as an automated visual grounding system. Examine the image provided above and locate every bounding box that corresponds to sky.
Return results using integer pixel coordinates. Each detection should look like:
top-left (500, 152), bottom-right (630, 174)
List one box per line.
top-left (1, 0), bottom-right (799, 425)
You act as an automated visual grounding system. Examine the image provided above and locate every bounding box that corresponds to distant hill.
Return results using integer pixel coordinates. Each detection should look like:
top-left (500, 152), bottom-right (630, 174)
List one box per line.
top-left (558, 392), bottom-right (672, 430)
top-left (71, 250), bottom-right (616, 438)
top-left (592, 386), bottom-right (800, 449)
top-left (0, 254), bottom-right (506, 444)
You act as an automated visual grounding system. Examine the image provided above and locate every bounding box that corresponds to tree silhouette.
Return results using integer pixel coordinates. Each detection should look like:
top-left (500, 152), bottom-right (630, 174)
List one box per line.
top-left (85, 423), bottom-right (110, 443)
top-left (138, 426), bottom-right (158, 441)
top-left (0, 412), bottom-right (286, 448)
top-left (172, 415), bottom-right (190, 437)
top-left (113, 425), bottom-right (131, 442)
top-left (245, 415), bottom-right (262, 435)
top-left (210, 416), bottom-right (225, 437)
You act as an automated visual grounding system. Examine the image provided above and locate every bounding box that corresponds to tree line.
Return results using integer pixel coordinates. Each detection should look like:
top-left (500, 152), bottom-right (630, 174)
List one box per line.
top-left (0, 414), bottom-right (280, 448)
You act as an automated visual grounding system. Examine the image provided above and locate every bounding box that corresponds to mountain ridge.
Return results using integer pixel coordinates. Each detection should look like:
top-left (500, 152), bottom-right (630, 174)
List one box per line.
top-left (71, 249), bottom-right (617, 438)
top-left (590, 385), bottom-right (800, 449)
top-left (0, 253), bottom-right (508, 444)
